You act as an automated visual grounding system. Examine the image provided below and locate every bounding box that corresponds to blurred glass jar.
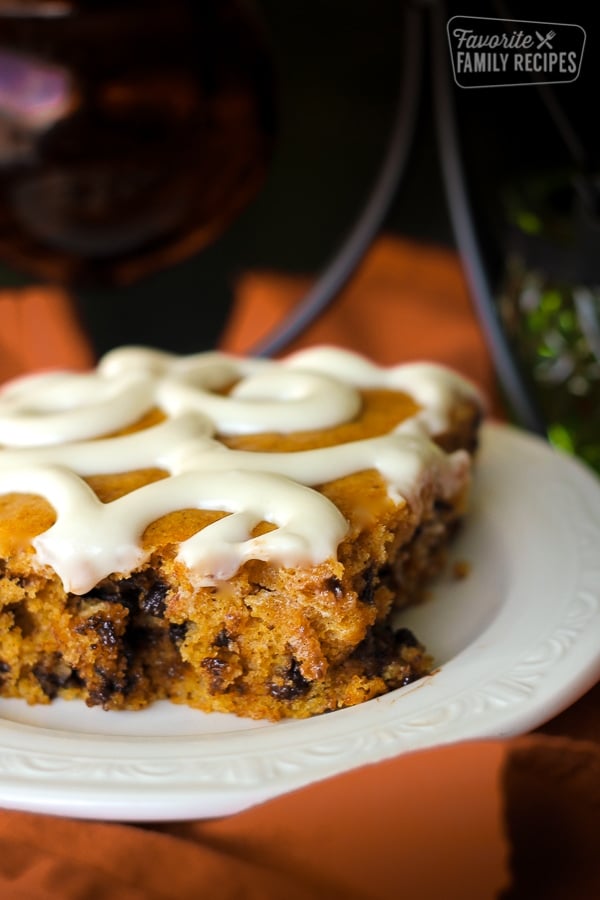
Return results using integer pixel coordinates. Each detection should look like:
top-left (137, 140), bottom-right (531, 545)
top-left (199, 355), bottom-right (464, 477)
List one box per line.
top-left (498, 170), bottom-right (600, 472)
top-left (448, 0), bottom-right (599, 474)
top-left (0, 0), bottom-right (276, 285)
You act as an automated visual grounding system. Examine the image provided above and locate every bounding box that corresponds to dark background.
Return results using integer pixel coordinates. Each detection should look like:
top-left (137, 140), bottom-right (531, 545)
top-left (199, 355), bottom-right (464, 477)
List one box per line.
top-left (73, 0), bottom-right (454, 357)
top-left (75, 0), bottom-right (450, 358)
top-left (3, 0), bottom-right (595, 359)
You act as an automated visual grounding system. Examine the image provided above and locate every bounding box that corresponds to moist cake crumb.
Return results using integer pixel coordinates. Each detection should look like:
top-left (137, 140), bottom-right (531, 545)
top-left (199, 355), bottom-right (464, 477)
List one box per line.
top-left (0, 345), bottom-right (482, 720)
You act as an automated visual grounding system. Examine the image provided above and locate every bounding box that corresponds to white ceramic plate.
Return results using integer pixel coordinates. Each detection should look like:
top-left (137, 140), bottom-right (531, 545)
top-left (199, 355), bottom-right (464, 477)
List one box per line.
top-left (0, 422), bottom-right (599, 822)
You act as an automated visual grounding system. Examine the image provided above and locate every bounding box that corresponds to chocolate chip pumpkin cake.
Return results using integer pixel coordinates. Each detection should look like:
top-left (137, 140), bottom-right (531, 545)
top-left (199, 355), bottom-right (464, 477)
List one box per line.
top-left (0, 346), bottom-right (482, 720)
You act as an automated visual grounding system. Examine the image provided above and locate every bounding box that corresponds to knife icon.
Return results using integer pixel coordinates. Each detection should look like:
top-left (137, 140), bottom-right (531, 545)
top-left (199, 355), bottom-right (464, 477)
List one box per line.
top-left (535, 30), bottom-right (556, 48)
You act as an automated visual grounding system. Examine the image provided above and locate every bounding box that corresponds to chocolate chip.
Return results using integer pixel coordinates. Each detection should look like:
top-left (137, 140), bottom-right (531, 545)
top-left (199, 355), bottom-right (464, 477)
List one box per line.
top-left (139, 581), bottom-right (168, 618)
top-left (6, 601), bottom-right (35, 637)
top-left (213, 627), bottom-right (234, 649)
top-left (268, 659), bottom-right (311, 701)
top-left (351, 624), bottom-right (426, 681)
top-left (201, 656), bottom-right (229, 692)
top-left (169, 622), bottom-right (189, 645)
top-left (352, 624), bottom-right (394, 671)
top-left (75, 614), bottom-right (119, 648)
top-left (81, 572), bottom-right (169, 618)
top-left (324, 576), bottom-right (344, 599)
top-left (359, 569), bottom-right (377, 605)
top-left (33, 666), bottom-right (61, 699)
top-left (86, 665), bottom-right (124, 706)
top-left (32, 656), bottom-right (73, 700)
top-left (0, 660), bottom-right (10, 684)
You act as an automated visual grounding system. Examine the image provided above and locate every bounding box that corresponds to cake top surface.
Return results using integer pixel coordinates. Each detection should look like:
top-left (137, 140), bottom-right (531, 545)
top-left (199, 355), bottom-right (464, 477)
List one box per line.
top-left (0, 346), bottom-right (482, 594)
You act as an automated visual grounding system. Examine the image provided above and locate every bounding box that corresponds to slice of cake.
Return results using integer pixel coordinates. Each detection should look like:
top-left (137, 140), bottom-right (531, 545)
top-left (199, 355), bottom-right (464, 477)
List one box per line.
top-left (0, 346), bottom-right (483, 720)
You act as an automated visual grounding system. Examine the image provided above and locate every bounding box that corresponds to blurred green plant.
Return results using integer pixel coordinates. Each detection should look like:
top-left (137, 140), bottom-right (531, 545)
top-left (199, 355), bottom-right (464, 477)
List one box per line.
top-left (499, 260), bottom-right (600, 473)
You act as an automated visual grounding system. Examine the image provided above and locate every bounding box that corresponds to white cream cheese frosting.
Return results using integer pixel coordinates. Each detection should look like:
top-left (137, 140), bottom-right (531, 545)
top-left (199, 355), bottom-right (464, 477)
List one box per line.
top-left (0, 346), bottom-right (482, 594)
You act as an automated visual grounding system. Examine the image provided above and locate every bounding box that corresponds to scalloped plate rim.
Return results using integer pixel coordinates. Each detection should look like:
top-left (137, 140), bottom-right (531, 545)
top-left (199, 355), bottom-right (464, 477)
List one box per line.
top-left (0, 422), bottom-right (599, 821)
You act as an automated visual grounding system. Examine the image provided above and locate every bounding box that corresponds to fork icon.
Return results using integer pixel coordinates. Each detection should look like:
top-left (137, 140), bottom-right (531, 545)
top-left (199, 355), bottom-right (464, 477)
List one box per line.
top-left (536, 29), bottom-right (556, 48)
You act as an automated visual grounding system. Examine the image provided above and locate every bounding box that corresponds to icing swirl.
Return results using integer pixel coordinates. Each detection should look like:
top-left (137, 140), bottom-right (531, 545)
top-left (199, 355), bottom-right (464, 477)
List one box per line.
top-left (0, 346), bottom-right (481, 593)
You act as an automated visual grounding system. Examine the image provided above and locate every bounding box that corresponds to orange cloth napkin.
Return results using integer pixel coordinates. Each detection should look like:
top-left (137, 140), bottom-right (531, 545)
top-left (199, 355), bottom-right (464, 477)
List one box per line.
top-left (0, 734), bottom-right (599, 899)
top-left (0, 236), bottom-right (598, 899)
top-left (221, 236), bottom-right (499, 406)
top-left (0, 285), bottom-right (94, 383)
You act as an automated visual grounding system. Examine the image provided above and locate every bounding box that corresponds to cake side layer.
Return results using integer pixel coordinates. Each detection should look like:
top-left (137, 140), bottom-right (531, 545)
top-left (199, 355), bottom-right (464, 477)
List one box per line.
top-left (0, 467), bottom-right (464, 719)
top-left (0, 346), bottom-right (483, 720)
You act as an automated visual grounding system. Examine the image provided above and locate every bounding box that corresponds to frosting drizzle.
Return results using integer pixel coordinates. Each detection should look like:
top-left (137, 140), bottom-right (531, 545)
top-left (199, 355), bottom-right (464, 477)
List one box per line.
top-left (0, 346), bottom-right (481, 593)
